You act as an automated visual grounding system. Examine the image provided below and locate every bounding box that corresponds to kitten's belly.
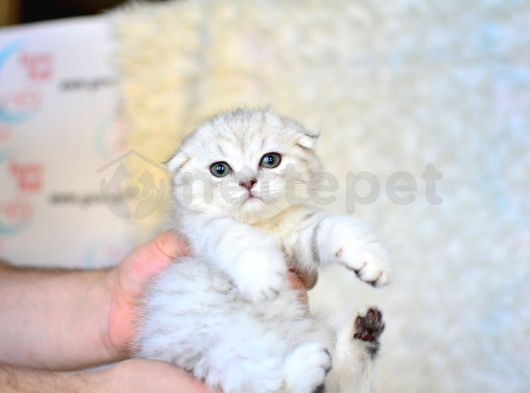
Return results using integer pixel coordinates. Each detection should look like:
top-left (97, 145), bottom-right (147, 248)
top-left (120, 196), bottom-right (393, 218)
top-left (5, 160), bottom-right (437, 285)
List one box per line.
top-left (136, 257), bottom-right (316, 371)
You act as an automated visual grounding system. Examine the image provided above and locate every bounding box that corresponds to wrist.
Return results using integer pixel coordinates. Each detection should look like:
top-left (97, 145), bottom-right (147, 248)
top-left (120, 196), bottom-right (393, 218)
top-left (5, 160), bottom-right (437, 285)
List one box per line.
top-left (0, 363), bottom-right (91, 393)
top-left (71, 367), bottom-right (111, 393)
top-left (97, 268), bottom-right (127, 361)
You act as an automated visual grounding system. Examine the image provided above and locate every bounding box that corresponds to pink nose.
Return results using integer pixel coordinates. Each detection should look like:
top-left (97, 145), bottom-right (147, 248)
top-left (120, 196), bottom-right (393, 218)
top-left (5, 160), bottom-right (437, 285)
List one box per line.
top-left (239, 178), bottom-right (257, 191)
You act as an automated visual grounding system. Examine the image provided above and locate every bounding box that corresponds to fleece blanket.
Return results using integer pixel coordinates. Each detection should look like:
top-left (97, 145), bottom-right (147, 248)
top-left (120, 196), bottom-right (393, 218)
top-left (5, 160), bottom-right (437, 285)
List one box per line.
top-left (112, 1), bottom-right (530, 391)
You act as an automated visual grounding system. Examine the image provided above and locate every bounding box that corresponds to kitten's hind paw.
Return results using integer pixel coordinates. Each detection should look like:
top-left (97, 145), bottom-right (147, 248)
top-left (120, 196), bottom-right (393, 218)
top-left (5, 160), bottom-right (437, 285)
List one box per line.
top-left (353, 308), bottom-right (385, 358)
top-left (285, 342), bottom-right (332, 393)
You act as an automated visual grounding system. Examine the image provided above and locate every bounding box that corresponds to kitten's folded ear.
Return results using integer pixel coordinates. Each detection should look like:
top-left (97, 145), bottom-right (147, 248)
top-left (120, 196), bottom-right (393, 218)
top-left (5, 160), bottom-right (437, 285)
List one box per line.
top-left (297, 130), bottom-right (320, 151)
top-left (166, 150), bottom-right (190, 173)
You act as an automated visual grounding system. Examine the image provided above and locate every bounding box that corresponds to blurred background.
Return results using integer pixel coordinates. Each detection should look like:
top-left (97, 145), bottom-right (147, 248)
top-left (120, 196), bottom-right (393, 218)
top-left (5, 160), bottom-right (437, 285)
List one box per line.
top-left (1, 0), bottom-right (529, 392)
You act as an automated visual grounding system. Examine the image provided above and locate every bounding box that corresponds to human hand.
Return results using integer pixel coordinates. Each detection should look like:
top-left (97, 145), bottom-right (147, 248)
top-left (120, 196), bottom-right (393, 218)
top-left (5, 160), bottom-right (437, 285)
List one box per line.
top-left (88, 359), bottom-right (214, 393)
top-left (102, 232), bottom-right (310, 359)
top-left (103, 232), bottom-right (190, 358)
top-left (93, 233), bottom-right (309, 393)
top-left (287, 270), bottom-right (309, 305)
top-left (0, 359), bottom-right (214, 393)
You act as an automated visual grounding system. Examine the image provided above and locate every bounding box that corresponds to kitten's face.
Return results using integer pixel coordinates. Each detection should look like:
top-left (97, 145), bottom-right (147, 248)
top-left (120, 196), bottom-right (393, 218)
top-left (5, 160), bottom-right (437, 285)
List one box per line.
top-left (168, 109), bottom-right (320, 222)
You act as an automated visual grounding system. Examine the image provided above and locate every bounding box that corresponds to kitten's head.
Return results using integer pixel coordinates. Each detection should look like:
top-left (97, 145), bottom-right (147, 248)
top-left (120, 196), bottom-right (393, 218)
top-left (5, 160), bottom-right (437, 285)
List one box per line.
top-left (167, 109), bottom-right (320, 222)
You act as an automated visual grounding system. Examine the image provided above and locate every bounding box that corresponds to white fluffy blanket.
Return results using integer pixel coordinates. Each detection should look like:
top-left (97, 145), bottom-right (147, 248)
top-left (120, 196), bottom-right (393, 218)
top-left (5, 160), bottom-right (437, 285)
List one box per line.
top-left (112, 1), bottom-right (530, 391)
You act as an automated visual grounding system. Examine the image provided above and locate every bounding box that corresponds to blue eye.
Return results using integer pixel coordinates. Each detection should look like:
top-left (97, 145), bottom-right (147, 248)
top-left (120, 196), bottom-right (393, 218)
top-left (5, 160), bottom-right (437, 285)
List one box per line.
top-left (260, 152), bottom-right (282, 169)
top-left (210, 161), bottom-right (231, 177)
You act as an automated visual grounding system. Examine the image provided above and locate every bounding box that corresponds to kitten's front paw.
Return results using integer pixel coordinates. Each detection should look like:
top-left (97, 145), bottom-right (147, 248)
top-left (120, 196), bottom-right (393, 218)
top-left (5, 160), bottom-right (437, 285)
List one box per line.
top-left (341, 242), bottom-right (391, 287)
top-left (234, 248), bottom-right (288, 302)
top-left (328, 220), bottom-right (391, 287)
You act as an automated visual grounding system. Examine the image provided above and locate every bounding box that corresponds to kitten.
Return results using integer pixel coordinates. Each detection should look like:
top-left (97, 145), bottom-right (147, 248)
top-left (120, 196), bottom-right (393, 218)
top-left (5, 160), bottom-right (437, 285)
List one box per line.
top-left (136, 109), bottom-right (391, 393)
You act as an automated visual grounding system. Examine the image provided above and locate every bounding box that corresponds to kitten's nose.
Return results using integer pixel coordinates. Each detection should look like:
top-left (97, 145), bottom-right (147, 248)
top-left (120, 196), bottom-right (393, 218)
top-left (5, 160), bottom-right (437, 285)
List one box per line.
top-left (239, 178), bottom-right (257, 191)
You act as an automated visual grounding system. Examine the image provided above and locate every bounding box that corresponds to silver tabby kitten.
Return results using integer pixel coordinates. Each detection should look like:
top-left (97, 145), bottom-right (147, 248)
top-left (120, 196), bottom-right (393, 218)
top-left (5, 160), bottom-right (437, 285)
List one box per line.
top-left (136, 109), bottom-right (391, 393)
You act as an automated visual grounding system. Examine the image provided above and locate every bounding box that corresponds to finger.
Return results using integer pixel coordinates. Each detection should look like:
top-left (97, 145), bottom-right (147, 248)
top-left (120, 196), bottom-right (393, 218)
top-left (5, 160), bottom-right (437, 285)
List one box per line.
top-left (130, 232), bottom-right (190, 278)
top-left (298, 270), bottom-right (318, 290)
top-left (287, 270), bottom-right (305, 291)
top-left (151, 231), bottom-right (190, 260)
top-left (117, 232), bottom-right (189, 295)
top-left (288, 270), bottom-right (308, 305)
top-left (288, 268), bottom-right (318, 290)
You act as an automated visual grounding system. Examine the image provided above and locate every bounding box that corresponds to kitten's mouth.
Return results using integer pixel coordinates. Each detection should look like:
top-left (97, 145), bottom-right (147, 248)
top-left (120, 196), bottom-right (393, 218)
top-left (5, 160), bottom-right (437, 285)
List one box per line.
top-left (243, 193), bottom-right (261, 203)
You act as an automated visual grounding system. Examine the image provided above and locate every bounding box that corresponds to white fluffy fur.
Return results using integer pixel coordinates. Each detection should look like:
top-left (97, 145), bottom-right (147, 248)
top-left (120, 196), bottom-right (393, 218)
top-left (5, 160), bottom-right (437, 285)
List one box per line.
top-left (136, 109), bottom-right (391, 393)
top-left (111, 2), bottom-right (530, 390)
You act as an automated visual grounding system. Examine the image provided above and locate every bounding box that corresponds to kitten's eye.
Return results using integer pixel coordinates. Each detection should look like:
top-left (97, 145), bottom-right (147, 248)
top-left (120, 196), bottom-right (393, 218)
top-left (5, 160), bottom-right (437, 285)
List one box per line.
top-left (260, 152), bottom-right (282, 169)
top-left (209, 161), bottom-right (232, 177)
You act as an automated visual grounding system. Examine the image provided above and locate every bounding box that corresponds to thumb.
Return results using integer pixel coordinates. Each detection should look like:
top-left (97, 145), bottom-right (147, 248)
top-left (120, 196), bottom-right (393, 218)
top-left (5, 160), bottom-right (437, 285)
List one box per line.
top-left (149, 231), bottom-right (190, 261)
top-left (123, 232), bottom-right (190, 287)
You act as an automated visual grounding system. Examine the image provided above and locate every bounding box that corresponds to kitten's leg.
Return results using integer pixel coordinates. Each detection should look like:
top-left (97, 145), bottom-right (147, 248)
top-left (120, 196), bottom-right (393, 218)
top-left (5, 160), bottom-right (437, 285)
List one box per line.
top-left (316, 216), bottom-right (391, 287)
top-left (183, 214), bottom-right (288, 302)
top-left (282, 211), bottom-right (391, 288)
top-left (284, 342), bottom-right (332, 393)
top-left (353, 307), bottom-right (385, 358)
top-left (194, 339), bottom-right (286, 393)
top-left (326, 308), bottom-right (385, 393)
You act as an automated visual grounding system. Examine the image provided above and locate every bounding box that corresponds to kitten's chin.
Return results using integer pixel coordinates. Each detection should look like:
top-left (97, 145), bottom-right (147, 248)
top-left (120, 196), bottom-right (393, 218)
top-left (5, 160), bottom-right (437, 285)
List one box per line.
top-left (233, 198), bottom-right (287, 224)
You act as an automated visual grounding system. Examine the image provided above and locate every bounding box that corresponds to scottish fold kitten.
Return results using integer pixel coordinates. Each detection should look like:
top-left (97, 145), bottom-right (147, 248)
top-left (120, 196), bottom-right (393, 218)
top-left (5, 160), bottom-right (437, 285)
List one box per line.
top-left (137, 109), bottom-right (391, 393)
